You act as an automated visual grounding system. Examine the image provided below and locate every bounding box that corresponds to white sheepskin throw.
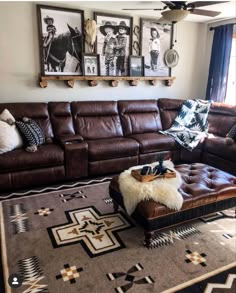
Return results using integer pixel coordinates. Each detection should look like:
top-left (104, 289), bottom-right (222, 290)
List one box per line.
top-left (0, 109), bottom-right (23, 154)
top-left (118, 161), bottom-right (183, 215)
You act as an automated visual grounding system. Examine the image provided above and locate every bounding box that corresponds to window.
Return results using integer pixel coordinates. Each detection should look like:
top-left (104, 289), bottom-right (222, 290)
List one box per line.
top-left (225, 35), bottom-right (236, 105)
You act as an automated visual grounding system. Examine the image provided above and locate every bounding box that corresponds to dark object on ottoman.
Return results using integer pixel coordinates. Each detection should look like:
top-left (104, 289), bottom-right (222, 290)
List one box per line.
top-left (109, 163), bottom-right (236, 247)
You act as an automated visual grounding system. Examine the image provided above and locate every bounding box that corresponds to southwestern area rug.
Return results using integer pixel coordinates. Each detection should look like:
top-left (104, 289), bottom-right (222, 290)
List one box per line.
top-left (0, 181), bottom-right (235, 293)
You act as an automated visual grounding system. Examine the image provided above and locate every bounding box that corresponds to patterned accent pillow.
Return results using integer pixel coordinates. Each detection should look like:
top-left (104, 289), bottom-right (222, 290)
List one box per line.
top-left (226, 124), bottom-right (236, 141)
top-left (16, 119), bottom-right (45, 147)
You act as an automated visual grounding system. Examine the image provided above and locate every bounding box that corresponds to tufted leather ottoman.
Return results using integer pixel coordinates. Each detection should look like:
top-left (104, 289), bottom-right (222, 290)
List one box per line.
top-left (109, 163), bottom-right (236, 247)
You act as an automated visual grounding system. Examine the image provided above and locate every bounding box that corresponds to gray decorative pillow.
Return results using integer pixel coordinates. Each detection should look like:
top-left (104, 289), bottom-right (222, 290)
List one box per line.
top-left (16, 119), bottom-right (45, 151)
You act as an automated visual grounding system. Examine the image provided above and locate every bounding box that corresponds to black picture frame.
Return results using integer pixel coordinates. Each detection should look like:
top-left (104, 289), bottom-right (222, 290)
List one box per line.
top-left (37, 4), bottom-right (84, 76)
top-left (140, 18), bottom-right (173, 77)
top-left (94, 12), bottom-right (133, 77)
top-left (129, 56), bottom-right (144, 77)
top-left (82, 54), bottom-right (100, 76)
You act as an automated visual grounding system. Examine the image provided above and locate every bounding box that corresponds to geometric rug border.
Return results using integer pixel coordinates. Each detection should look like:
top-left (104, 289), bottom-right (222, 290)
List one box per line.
top-left (161, 261), bottom-right (236, 293)
top-left (174, 266), bottom-right (236, 293)
top-left (47, 205), bottom-right (135, 258)
top-left (0, 202), bottom-right (10, 293)
top-left (0, 177), bottom-right (112, 201)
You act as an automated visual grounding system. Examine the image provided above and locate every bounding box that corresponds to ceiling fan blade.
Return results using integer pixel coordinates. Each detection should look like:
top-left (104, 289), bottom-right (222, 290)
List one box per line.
top-left (189, 1), bottom-right (228, 8)
top-left (190, 8), bottom-right (221, 17)
top-left (162, 1), bottom-right (176, 7)
top-left (122, 8), bottom-right (162, 11)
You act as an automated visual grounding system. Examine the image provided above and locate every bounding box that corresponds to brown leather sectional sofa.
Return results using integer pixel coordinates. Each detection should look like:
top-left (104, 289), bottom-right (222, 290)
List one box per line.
top-left (0, 99), bottom-right (235, 194)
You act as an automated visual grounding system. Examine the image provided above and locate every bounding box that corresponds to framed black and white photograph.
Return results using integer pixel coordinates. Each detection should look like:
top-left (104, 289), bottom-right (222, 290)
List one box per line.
top-left (129, 56), bottom-right (144, 77)
top-left (37, 5), bottom-right (84, 76)
top-left (94, 12), bottom-right (133, 76)
top-left (140, 18), bottom-right (173, 77)
top-left (82, 54), bottom-right (100, 76)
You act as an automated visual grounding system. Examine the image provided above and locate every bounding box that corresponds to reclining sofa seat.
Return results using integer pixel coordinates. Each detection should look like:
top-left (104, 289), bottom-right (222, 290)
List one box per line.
top-left (118, 100), bottom-right (179, 164)
top-left (71, 101), bottom-right (139, 176)
top-left (158, 98), bottom-right (236, 175)
top-left (0, 103), bottom-right (65, 191)
top-left (157, 98), bottom-right (204, 163)
top-left (203, 102), bottom-right (236, 175)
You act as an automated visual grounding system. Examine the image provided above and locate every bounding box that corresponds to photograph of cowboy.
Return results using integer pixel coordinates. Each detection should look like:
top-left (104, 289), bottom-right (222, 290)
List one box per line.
top-left (43, 15), bottom-right (57, 63)
top-left (149, 28), bottom-right (160, 72)
top-left (100, 21), bottom-right (117, 76)
top-left (38, 5), bottom-right (84, 76)
top-left (140, 19), bottom-right (172, 77)
top-left (83, 55), bottom-right (99, 76)
top-left (115, 21), bottom-right (130, 76)
top-left (95, 12), bottom-right (133, 76)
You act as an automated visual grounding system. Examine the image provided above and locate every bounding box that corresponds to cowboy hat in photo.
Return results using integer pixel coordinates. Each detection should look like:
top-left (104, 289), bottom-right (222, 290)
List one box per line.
top-left (100, 21), bottom-right (116, 36)
top-left (44, 15), bottom-right (54, 24)
top-left (150, 27), bottom-right (160, 38)
top-left (115, 21), bottom-right (130, 35)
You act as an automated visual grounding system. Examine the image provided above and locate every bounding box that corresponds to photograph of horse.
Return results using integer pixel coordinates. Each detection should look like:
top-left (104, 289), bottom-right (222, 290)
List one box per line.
top-left (37, 5), bottom-right (84, 76)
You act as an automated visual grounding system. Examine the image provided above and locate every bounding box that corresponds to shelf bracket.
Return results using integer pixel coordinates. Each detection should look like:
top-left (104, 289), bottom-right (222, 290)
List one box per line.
top-left (39, 78), bottom-right (48, 88)
top-left (88, 80), bottom-right (98, 87)
top-left (129, 80), bottom-right (138, 86)
top-left (110, 80), bottom-right (119, 87)
top-left (165, 79), bottom-right (174, 86)
top-left (149, 80), bottom-right (158, 86)
top-left (67, 80), bottom-right (75, 88)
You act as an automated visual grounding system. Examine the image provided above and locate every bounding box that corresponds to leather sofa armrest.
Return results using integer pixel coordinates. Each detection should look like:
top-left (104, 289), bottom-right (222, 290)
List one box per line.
top-left (64, 141), bottom-right (88, 179)
top-left (58, 134), bottom-right (84, 145)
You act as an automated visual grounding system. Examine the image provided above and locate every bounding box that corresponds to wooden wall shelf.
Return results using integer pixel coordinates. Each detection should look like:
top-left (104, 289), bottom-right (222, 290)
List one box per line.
top-left (39, 75), bottom-right (175, 88)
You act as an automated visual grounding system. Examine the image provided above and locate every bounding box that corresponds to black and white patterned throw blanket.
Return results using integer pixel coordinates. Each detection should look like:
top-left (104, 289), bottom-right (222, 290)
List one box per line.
top-left (160, 99), bottom-right (211, 151)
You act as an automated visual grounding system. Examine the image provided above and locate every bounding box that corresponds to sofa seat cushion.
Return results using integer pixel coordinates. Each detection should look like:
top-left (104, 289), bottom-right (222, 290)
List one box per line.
top-left (129, 133), bottom-right (176, 154)
top-left (205, 136), bottom-right (236, 162)
top-left (0, 144), bottom-right (64, 173)
top-left (87, 137), bottom-right (139, 161)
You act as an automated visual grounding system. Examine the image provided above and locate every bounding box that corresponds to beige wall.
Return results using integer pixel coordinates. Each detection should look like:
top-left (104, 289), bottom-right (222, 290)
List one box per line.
top-left (0, 1), bottom-right (209, 103)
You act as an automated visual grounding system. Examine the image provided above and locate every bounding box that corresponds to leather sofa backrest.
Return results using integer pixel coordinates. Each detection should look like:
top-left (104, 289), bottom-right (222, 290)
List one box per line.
top-left (158, 98), bottom-right (236, 137)
top-left (208, 103), bottom-right (236, 136)
top-left (71, 101), bottom-right (123, 139)
top-left (48, 102), bottom-right (75, 138)
top-left (118, 100), bottom-right (162, 136)
top-left (158, 98), bottom-right (183, 130)
top-left (0, 103), bottom-right (53, 138)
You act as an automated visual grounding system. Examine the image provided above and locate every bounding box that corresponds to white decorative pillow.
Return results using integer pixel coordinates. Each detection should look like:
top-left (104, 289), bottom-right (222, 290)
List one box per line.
top-left (0, 109), bottom-right (23, 154)
top-left (0, 109), bottom-right (15, 124)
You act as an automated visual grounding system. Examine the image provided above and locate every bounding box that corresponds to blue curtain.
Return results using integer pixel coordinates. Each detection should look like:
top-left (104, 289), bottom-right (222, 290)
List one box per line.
top-left (206, 24), bottom-right (234, 102)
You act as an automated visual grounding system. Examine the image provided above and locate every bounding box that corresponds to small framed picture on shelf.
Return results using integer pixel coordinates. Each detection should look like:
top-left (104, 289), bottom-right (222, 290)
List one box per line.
top-left (129, 56), bottom-right (144, 77)
top-left (82, 54), bottom-right (100, 76)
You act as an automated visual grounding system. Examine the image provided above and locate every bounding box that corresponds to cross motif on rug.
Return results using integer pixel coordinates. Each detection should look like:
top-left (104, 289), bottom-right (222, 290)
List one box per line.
top-left (47, 206), bottom-right (134, 257)
top-left (185, 249), bottom-right (207, 267)
top-left (56, 263), bottom-right (83, 284)
top-left (34, 207), bottom-right (54, 216)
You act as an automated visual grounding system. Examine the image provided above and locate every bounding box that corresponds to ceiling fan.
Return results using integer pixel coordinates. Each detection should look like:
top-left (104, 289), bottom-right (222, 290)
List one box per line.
top-left (123, 1), bottom-right (228, 22)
